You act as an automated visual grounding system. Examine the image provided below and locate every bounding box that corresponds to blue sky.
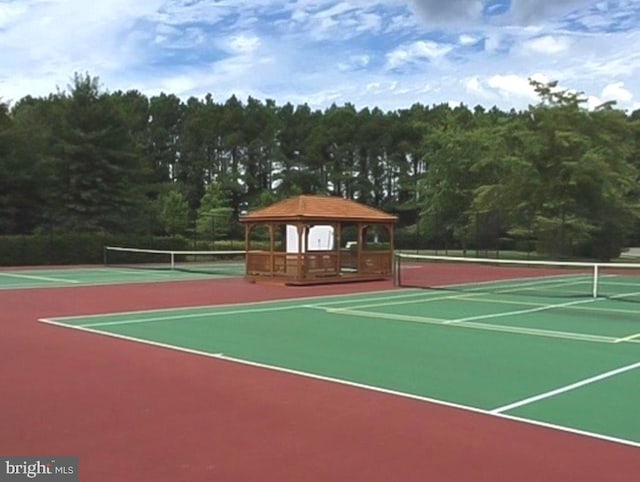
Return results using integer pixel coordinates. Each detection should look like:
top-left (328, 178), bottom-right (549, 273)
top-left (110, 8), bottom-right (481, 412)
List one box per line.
top-left (1, 0), bottom-right (639, 111)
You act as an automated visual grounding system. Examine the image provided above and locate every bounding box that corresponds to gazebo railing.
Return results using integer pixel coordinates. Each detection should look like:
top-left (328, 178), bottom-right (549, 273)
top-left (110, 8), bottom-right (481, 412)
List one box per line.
top-left (358, 251), bottom-right (392, 274)
top-left (246, 250), bottom-right (392, 279)
top-left (304, 252), bottom-right (339, 277)
top-left (246, 251), bottom-right (290, 276)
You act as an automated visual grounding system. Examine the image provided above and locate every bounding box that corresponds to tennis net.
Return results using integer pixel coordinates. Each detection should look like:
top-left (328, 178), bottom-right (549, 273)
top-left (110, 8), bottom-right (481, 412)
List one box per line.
top-left (104, 246), bottom-right (246, 276)
top-left (394, 253), bottom-right (640, 301)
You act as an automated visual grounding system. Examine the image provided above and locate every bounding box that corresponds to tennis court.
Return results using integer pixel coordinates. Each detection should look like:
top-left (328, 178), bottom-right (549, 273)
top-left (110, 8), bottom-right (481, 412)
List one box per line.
top-left (41, 279), bottom-right (640, 446)
top-left (0, 248), bottom-right (245, 289)
top-left (0, 267), bottom-right (238, 289)
top-left (4, 253), bottom-right (640, 480)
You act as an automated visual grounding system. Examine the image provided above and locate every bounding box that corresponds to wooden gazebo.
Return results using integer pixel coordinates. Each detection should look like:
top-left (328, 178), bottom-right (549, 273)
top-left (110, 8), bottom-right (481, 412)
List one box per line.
top-left (240, 195), bottom-right (397, 285)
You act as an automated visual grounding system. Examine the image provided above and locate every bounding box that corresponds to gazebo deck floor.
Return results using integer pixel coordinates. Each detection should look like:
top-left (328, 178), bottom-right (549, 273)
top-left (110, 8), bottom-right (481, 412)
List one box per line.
top-left (245, 273), bottom-right (388, 286)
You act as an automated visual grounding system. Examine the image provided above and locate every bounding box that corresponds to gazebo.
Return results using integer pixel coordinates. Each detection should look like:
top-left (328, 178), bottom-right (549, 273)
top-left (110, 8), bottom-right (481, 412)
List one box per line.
top-left (240, 195), bottom-right (397, 285)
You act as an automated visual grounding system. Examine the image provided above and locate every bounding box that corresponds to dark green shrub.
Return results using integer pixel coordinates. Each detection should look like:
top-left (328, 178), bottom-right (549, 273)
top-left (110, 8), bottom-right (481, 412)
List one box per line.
top-left (0, 234), bottom-right (192, 266)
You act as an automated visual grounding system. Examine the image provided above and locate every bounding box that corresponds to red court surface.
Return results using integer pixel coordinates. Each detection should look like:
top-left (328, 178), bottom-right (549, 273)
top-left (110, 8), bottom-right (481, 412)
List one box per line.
top-left (1, 277), bottom-right (639, 481)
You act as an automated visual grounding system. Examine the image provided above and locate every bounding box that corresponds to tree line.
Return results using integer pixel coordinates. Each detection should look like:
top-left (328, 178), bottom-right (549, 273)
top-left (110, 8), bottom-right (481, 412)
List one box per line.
top-left (1, 74), bottom-right (639, 259)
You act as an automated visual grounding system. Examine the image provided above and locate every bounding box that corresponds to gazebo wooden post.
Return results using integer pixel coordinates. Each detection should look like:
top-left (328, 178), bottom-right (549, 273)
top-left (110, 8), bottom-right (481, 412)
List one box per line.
top-left (304, 223), bottom-right (311, 279)
top-left (335, 222), bottom-right (342, 274)
top-left (388, 222), bottom-right (394, 274)
top-left (244, 223), bottom-right (251, 276)
top-left (268, 223), bottom-right (274, 277)
top-left (357, 223), bottom-right (365, 274)
top-left (296, 223), bottom-right (304, 281)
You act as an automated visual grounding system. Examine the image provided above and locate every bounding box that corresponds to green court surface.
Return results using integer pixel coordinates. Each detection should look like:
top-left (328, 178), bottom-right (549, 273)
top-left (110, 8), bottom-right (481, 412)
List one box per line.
top-left (0, 264), bottom-right (244, 289)
top-left (42, 288), bottom-right (640, 446)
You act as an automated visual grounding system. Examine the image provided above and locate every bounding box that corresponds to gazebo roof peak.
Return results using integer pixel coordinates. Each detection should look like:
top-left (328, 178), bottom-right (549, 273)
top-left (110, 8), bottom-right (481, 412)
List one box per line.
top-left (240, 194), bottom-right (397, 222)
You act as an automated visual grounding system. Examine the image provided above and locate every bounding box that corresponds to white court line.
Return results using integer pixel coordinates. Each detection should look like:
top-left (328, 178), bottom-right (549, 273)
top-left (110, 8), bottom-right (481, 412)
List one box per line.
top-left (615, 333), bottom-right (640, 344)
top-left (314, 291), bottom-right (485, 312)
top-left (341, 276), bottom-right (593, 312)
top-left (320, 292), bottom-right (640, 317)
top-left (80, 305), bottom-right (299, 328)
top-left (0, 272), bottom-right (80, 284)
top-left (316, 307), bottom-right (618, 344)
top-left (303, 289), bottom-right (466, 309)
top-left (77, 288), bottom-right (640, 334)
top-left (322, 307), bottom-right (449, 325)
top-left (44, 287), bottom-right (416, 322)
top-left (602, 281), bottom-right (640, 287)
top-left (0, 276), bottom-right (238, 291)
top-left (327, 287), bottom-right (640, 329)
top-left (37, 316), bottom-right (640, 449)
top-left (446, 298), bottom-right (599, 324)
top-left (464, 298), bottom-right (640, 316)
top-left (492, 361), bottom-right (640, 414)
top-left (317, 290), bottom-right (640, 343)
top-left (99, 268), bottom-right (175, 277)
top-left (82, 291), bottom-right (451, 328)
top-left (606, 291), bottom-right (640, 301)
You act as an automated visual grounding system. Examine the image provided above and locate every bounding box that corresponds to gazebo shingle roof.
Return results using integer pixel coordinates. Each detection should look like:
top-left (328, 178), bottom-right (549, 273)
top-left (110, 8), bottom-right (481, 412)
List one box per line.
top-left (240, 195), bottom-right (397, 222)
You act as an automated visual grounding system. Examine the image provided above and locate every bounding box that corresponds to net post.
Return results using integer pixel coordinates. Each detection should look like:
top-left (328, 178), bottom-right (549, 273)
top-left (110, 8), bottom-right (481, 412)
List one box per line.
top-left (393, 253), bottom-right (400, 287)
top-left (171, 252), bottom-right (175, 271)
top-left (103, 246), bottom-right (107, 267)
top-left (592, 264), bottom-right (599, 298)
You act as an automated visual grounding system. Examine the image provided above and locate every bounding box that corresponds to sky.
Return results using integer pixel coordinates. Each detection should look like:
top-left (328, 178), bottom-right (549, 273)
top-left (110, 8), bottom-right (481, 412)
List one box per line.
top-left (1, 0), bottom-right (639, 112)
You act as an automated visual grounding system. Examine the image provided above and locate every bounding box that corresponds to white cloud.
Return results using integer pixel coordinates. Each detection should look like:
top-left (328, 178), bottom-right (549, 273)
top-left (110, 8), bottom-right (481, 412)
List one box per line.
top-left (315, 2), bottom-right (356, 19)
top-left (483, 33), bottom-right (506, 53)
top-left (286, 1), bottom-right (385, 41)
top-left (365, 81), bottom-right (398, 94)
top-left (383, 13), bottom-right (419, 33)
top-left (465, 76), bottom-right (487, 96)
top-left (355, 12), bottom-right (382, 33)
top-left (226, 35), bottom-right (262, 54)
top-left (520, 35), bottom-right (571, 55)
top-left (508, 0), bottom-right (585, 25)
top-left (458, 34), bottom-right (477, 46)
top-left (487, 74), bottom-right (540, 100)
top-left (601, 82), bottom-right (633, 103)
top-left (150, 0), bottom-right (233, 25)
top-left (0, 0), bottom-right (164, 96)
top-left (159, 75), bottom-right (199, 95)
top-left (585, 95), bottom-right (603, 110)
top-left (337, 54), bottom-right (370, 71)
top-left (385, 40), bottom-right (453, 70)
top-left (291, 8), bottom-right (307, 23)
top-left (574, 13), bottom-right (614, 30)
top-left (0, 0), bottom-right (639, 114)
top-left (0, 1), bottom-right (29, 29)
